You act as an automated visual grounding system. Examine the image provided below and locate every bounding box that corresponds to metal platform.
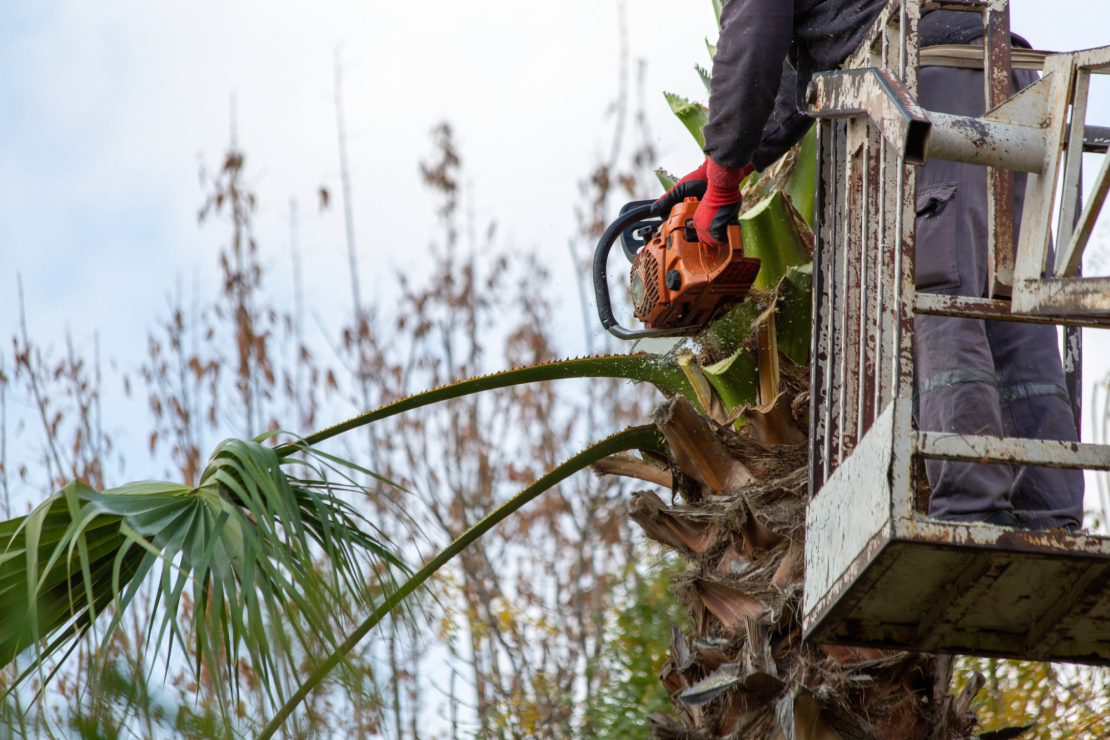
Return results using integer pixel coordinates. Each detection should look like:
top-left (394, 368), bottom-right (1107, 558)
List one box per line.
top-left (801, 0), bottom-right (1110, 664)
top-left (804, 406), bottom-right (1110, 664)
top-left (807, 525), bottom-right (1110, 665)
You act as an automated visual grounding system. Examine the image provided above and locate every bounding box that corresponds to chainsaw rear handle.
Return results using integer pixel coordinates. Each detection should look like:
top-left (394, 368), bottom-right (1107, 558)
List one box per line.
top-left (618, 199), bottom-right (662, 263)
top-left (593, 203), bottom-right (701, 341)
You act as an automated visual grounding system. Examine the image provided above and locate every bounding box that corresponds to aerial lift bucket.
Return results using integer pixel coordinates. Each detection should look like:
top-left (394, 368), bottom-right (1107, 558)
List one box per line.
top-left (802, 0), bottom-right (1110, 664)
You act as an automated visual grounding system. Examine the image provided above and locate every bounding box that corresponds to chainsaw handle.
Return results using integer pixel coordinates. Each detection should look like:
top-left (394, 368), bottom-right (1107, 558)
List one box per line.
top-left (617, 199), bottom-right (661, 263)
top-left (593, 203), bottom-right (700, 341)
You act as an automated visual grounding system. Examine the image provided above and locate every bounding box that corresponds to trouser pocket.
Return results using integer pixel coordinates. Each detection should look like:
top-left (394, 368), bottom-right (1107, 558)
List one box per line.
top-left (915, 181), bottom-right (960, 291)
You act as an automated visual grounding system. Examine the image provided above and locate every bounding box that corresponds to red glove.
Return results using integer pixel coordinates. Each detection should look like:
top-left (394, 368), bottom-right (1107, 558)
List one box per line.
top-left (653, 158), bottom-right (754, 247)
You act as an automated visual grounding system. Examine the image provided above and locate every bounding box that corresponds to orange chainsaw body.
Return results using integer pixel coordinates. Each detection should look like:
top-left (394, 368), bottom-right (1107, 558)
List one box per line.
top-left (629, 197), bottom-right (761, 334)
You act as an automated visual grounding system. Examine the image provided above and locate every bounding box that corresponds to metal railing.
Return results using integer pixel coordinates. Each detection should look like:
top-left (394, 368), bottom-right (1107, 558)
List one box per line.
top-left (806, 0), bottom-right (1110, 503)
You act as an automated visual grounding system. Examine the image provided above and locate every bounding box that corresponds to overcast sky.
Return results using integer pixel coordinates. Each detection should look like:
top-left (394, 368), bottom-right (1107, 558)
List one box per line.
top-left (2, 0), bottom-right (1110, 497)
top-left (1, 0), bottom-right (720, 353)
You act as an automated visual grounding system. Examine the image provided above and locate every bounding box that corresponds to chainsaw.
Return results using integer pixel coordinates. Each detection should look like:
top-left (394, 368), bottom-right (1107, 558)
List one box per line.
top-left (593, 197), bottom-right (761, 340)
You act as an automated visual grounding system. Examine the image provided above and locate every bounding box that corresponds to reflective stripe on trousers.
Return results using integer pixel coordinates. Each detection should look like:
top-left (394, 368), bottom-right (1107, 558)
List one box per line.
top-left (916, 368), bottom-right (1070, 408)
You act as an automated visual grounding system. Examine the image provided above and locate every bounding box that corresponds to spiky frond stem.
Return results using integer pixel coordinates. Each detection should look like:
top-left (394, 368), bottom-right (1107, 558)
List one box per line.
top-left (277, 353), bottom-right (696, 455)
top-left (258, 424), bottom-right (667, 740)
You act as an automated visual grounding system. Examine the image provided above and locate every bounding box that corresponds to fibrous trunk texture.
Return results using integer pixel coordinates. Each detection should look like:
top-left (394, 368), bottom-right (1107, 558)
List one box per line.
top-left (604, 379), bottom-right (986, 740)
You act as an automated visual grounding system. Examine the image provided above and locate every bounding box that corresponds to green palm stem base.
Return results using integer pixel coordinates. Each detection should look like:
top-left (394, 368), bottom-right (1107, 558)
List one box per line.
top-left (258, 424), bottom-right (666, 740)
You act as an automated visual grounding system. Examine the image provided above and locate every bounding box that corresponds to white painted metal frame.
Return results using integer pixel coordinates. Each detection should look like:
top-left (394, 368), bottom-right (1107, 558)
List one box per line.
top-left (801, 0), bottom-right (1110, 662)
top-left (1011, 45), bottom-right (1110, 315)
top-left (804, 0), bottom-right (923, 629)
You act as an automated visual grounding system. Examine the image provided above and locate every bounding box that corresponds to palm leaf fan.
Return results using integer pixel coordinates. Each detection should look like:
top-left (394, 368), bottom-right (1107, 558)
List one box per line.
top-left (0, 435), bottom-right (408, 710)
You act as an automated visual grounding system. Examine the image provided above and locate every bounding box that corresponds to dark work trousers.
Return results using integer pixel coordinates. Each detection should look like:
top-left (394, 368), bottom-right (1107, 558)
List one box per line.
top-left (913, 62), bottom-right (1084, 530)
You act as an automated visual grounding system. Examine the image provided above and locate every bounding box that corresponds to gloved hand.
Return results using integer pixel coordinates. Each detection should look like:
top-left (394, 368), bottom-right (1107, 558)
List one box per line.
top-left (653, 158), bottom-right (754, 247)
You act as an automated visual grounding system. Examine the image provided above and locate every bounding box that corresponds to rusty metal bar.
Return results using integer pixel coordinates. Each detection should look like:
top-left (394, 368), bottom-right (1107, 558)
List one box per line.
top-left (925, 113), bottom-right (1046, 172)
top-left (818, 119), bottom-right (838, 488)
top-left (823, 118), bottom-right (839, 481)
top-left (902, 1), bottom-right (920, 97)
top-left (840, 122), bottom-right (865, 459)
top-left (857, 141), bottom-right (868, 438)
top-left (830, 120), bottom-right (848, 469)
top-left (1076, 125), bottom-right (1110, 152)
top-left (877, 136), bottom-right (897, 415)
top-left (837, 123), bottom-right (849, 465)
top-left (805, 68), bottom-right (932, 165)
top-left (1014, 276), bottom-right (1110, 316)
top-left (889, 0), bottom-right (921, 522)
top-left (821, 123), bottom-right (834, 484)
top-left (913, 293), bottom-right (1110, 327)
top-left (921, 45), bottom-right (1050, 71)
top-left (1055, 70), bottom-right (1089, 273)
top-left (1072, 43), bottom-right (1110, 72)
top-left (1011, 53), bottom-right (1074, 304)
top-left (874, 26), bottom-right (897, 420)
top-left (890, 166), bottom-right (905, 401)
top-left (891, 161), bottom-right (909, 399)
top-left (984, 0), bottom-right (1015, 297)
top-left (922, 0), bottom-right (989, 8)
top-left (916, 432), bottom-right (1110, 470)
top-left (1059, 125), bottom-right (1086, 437)
top-left (859, 124), bottom-right (880, 435)
top-left (809, 119), bottom-right (830, 498)
top-left (890, 515), bottom-right (1110, 551)
top-left (870, 130), bottom-right (888, 426)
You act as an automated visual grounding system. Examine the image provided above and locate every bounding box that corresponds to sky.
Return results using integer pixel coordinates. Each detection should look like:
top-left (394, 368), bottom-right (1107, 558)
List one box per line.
top-left (2, 0), bottom-right (1110, 491)
top-left (0, 0), bottom-right (718, 354)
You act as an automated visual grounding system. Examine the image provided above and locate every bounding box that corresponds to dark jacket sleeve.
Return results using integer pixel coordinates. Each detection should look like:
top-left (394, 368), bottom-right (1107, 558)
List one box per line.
top-left (749, 61), bottom-right (814, 171)
top-left (702, 0), bottom-right (794, 169)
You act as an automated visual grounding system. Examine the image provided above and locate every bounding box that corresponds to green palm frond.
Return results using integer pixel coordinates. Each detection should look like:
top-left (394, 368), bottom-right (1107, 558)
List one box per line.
top-left (656, 168), bottom-right (679, 193)
top-left (695, 63), bottom-right (712, 92)
top-left (1, 436), bottom-right (407, 710)
top-left (663, 92), bottom-right (709, 150)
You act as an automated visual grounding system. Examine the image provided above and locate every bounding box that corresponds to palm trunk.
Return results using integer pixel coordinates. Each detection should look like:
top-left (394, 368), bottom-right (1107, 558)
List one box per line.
top-left (600, 391), bottom-right (985, 740)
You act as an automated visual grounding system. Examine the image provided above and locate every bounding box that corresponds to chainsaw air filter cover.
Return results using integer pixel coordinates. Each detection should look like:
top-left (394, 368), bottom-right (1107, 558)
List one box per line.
top-left (629, 197), bottom-right (760, 334)
top-left (630, 249), bottom-right (660, 316)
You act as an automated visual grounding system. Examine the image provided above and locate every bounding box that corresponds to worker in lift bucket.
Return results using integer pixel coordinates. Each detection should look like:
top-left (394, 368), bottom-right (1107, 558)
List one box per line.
top-left (655, 2), bottom-right (1083, 533)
